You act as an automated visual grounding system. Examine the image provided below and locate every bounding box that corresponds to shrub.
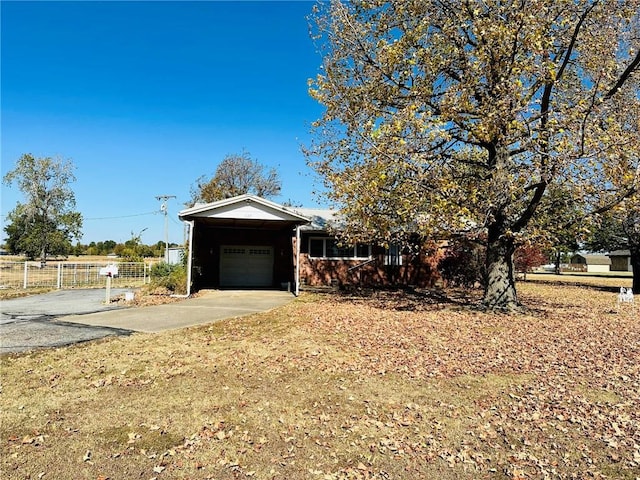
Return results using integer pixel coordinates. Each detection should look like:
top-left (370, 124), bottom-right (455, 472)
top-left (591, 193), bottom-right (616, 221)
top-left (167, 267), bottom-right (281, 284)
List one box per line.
top-left (438, 239), bottom-right (486, 288)
top-left (149, 262), bottom-right (187, 295)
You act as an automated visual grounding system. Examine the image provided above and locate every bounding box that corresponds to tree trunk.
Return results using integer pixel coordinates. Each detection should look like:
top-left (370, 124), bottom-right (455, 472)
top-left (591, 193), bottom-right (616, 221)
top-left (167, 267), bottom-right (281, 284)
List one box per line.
top-left (483, 225), bottom-right (518, 310)
top-left (554, 251), bottom-right (561, 275)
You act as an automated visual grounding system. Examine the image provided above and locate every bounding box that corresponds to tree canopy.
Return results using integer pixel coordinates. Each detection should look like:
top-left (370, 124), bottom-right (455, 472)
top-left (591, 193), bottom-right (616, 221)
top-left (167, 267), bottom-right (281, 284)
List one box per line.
top-left (307, 0), bottom-right (640, 309)
top-left (190, 152), bottom-right (281, 205)
top-left (586, 193), bottom-right (640, 292)
top-left (3, 154), bottom-right (83, 263)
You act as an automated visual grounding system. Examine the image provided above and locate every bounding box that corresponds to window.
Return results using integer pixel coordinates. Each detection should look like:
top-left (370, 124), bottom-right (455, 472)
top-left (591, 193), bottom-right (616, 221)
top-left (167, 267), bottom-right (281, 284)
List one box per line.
top-left (384, 244), bottom-right (403, 266)
top-left (308, 237), bottom-right (371, 259)
top-left (310, 238), bottom-right (324, 258)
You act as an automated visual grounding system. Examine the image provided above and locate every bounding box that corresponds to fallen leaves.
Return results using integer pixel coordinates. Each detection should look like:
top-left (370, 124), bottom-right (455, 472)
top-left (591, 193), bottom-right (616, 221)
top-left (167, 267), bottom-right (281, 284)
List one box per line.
top-left (2, 282), bottom-right (638, 479)
top-left (285, 284), bottom-right (640, 477)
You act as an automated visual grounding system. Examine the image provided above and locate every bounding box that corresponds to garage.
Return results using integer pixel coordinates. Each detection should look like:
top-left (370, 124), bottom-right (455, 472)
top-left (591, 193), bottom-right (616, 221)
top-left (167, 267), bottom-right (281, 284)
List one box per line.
top-left (178, 195), bottom-right (310, 294)
top-left (220, 245), bottom-right (274, 287)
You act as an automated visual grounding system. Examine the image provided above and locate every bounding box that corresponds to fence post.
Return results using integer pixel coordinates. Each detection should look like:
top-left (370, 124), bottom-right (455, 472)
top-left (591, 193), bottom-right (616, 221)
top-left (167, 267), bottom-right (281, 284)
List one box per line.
top-left (57, 262), bottom-right (63, 289)
top-left (23, 261), bottom-right (28, 289)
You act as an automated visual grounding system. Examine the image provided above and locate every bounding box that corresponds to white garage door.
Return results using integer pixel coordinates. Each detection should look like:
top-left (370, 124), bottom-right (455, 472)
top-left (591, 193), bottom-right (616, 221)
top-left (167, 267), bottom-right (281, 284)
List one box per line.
top-left (220, 245), bottom-right (274, 287)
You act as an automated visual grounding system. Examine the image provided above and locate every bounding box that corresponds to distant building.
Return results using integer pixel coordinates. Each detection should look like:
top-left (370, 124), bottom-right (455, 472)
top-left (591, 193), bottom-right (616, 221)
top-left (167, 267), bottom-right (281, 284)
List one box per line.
top-left (570, 253), bottom-right (611, 273)
top-left (167, 247), bottom-right (185, 265)
top-left (607, 250), bottom-right (632, 272)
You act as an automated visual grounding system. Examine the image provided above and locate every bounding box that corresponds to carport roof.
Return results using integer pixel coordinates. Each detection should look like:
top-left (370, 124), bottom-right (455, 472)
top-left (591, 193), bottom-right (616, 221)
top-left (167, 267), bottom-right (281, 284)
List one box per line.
top-left (178, 194), bottom-right (311, 227)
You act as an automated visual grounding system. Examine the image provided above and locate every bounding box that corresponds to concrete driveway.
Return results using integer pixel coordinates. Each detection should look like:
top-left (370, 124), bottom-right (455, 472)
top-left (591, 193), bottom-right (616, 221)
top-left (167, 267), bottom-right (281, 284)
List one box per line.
top-left (0, 289), bottom-right (294, 354)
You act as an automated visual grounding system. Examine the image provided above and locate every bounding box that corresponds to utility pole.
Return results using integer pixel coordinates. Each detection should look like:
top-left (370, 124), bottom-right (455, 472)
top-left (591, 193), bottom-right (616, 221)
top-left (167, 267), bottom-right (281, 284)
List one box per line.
top-left (156, 195), bottom-right (176, 262)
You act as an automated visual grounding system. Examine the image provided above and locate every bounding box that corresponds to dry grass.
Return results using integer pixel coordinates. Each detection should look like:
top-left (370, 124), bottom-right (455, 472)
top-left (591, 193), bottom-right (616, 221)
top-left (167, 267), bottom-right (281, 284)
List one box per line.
top-left (1, 282), bottom-right (638, 480)
top-left (526, 272), bottom-right (632, 289)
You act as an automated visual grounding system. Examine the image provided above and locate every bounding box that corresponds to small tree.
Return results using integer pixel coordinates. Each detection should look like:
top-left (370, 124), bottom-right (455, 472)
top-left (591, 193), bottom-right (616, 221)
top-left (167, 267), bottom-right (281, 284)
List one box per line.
top-left (3, 154), bottom-right (82, 264)
top-left (514, 243), bottom-right (547, 280)
top-left (190, 151), bottom-right (281, 205)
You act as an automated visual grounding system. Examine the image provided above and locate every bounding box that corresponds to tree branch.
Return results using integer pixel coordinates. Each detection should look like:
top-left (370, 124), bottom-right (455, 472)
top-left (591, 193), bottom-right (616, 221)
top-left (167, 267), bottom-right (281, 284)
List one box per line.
top-left (605, 49), bottom-right (640, 99)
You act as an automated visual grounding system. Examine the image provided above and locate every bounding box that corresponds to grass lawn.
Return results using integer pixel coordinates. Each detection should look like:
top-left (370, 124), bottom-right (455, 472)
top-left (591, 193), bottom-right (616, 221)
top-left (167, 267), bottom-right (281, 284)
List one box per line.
top-left (1, 282), bottom-right (638, 479)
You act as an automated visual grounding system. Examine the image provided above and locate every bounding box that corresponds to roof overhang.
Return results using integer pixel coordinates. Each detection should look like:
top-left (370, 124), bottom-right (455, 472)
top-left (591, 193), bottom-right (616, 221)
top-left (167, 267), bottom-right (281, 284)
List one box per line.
top-left (178, 194), bottom-right (311, 230)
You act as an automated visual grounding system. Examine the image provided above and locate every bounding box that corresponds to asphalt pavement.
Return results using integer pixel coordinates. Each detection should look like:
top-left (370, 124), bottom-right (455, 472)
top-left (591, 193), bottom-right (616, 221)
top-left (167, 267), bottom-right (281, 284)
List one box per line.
top-left (0, 289), bottom-right (295, 354)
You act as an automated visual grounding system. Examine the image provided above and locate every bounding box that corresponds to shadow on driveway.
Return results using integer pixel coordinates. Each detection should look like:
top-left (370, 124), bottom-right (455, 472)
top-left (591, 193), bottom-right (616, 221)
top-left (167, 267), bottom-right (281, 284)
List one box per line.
top-left (1, 289), bottom-right (133, 354)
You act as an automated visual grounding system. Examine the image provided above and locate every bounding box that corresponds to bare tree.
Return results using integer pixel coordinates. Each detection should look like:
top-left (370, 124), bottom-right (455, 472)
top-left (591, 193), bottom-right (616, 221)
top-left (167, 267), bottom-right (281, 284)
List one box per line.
top-left (190, 152), bottom-right (281, 205)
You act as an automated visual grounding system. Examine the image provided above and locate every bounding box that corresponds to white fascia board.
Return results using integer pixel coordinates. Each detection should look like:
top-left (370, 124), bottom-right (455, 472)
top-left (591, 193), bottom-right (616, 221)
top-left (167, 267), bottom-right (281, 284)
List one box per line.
top-left (178, 194), bottom-right (310, 223)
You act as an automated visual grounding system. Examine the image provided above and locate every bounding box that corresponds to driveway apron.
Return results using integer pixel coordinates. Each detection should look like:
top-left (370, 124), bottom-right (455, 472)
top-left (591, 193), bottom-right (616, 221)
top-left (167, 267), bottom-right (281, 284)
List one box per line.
top-left (1, 289), bottom-right (294, 354)
top-left (61, 290), bottom-right (295, 333)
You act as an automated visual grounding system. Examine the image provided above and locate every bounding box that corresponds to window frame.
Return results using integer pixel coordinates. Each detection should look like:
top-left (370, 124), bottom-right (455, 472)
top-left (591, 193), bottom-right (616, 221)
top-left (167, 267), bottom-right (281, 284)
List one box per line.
top-left (308, 236), bottom-right (372, 260)
top-left (384, 244), bottom-right (404, 266)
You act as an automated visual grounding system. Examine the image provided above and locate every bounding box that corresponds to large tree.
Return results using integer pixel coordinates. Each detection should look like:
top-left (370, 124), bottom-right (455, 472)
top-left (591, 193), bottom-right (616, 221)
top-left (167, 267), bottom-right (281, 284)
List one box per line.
top-left (3, 154), bottom-right (83, 264)
top-left (307, 0), bottom-right (640, 309)
top-left (190, 152), bottom-right (281, 205)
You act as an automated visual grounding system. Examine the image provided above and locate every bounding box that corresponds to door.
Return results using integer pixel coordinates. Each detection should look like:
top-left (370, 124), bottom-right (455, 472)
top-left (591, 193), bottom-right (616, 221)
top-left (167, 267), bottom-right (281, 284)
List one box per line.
top-left (219, 245), bottom-right (274, 287)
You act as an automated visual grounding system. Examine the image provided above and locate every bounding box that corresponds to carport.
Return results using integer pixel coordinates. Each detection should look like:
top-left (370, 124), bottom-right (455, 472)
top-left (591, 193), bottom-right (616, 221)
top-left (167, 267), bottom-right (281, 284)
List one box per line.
top-left (179, 195), bottom-right (310, 295)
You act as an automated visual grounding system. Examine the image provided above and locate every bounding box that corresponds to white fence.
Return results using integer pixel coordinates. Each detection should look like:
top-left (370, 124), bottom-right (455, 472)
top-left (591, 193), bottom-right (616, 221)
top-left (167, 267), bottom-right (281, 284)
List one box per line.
top-left (0, 261), bottom-right (156, 290)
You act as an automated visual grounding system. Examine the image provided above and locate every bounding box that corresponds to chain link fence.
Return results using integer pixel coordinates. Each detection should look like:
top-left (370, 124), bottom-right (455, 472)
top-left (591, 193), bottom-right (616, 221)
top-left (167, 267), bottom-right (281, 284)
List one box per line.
top-left (0, 261), bottom-right (157, 290)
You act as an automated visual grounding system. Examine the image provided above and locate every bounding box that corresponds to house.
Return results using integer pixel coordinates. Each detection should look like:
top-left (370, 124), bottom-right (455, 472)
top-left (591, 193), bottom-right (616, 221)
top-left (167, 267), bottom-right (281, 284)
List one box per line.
top-left (608, 250), bottom-right (632, 272)
top-left (178, 194), bottom-right (439, 295)
top-left (569, 253), bottom-right (611, 273)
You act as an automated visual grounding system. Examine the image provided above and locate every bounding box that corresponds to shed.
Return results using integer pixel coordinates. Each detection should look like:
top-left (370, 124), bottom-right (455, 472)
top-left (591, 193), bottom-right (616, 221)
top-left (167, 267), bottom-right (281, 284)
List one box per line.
top-left (607, 250), bottom-right (632, 272)
top-left (570, 253), bottom-right (611, 273)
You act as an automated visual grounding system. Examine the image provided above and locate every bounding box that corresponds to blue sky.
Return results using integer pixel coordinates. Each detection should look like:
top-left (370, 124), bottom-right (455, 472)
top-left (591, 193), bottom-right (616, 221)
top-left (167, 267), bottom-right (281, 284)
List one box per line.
top-left (1, 0), bottom-right (326, 245)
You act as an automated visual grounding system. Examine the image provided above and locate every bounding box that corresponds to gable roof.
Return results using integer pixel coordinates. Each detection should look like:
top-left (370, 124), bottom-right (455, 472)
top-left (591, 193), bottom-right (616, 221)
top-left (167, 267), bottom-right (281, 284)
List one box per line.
top-left (607, 249), bottom-right (631, 257)
top-left (178, 194), bottom-right (310, 224)
top-left (572, 253), bottom-right (611, 265)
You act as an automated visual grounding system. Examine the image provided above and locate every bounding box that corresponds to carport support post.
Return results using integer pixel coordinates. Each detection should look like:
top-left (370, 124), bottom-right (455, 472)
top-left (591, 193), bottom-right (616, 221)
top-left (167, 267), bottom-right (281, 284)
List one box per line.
top-left (295, 225), bottom-right (301, 296)
top-left (186, 220), bottom-right (194, 297)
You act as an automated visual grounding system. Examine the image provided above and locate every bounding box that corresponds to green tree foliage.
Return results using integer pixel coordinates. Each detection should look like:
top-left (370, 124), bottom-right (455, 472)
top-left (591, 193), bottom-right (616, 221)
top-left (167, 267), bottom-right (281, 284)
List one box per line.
top-left (190, 151), bottom-right (281, 205)
top-left (307, 0), bottom-right (640, 309)
top-left (3, 154), bottom-right (83, 263)
top-left (586, 195), bottom-right (640, 293)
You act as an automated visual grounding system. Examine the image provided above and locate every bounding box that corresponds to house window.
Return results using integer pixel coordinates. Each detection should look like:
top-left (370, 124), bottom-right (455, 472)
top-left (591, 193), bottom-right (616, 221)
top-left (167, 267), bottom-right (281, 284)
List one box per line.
top-left (310, 238), bottom-right (324, 258)
top-left (308, 237), bottom-right (371, 259)
top-left (384, 244), bottom-right (403, 266)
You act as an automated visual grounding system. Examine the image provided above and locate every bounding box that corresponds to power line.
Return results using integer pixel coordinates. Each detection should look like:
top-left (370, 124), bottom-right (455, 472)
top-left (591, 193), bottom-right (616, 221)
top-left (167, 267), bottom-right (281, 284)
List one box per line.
top-left (84, 211), bottom-right (160, 221)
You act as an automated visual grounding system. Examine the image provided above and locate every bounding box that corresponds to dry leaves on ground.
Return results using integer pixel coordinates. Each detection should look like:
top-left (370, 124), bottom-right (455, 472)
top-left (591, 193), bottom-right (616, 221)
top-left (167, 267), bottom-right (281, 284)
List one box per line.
top-left (2, 282), bottom-right (638, 480)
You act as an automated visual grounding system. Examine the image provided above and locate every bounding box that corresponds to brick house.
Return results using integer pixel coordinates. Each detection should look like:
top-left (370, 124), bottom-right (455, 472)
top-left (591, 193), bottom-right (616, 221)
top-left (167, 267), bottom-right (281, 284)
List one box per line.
top-left (178, 194), bottom-right (439, 295)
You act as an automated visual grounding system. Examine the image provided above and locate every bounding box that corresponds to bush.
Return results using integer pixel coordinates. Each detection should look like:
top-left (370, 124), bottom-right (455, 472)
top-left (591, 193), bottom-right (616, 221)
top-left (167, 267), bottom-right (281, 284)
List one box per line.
top-left (149, 262), bottom-right (187, 295)
top-left (438, 239), bottom-right (486, 288)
